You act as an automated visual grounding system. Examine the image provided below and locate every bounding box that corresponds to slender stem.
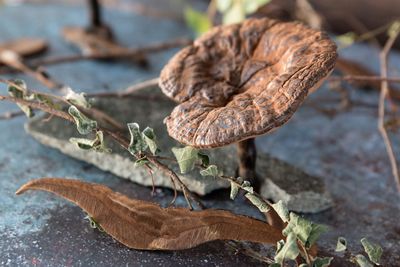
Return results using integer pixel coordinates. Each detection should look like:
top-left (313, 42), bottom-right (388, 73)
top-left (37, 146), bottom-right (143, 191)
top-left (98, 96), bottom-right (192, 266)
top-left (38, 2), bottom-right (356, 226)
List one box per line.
top-left (237, 138), bottom-right (257, 182)
top-left (378, 31), bottom-right (400, 192)
top-left (88, 0), bottom-right (102, 28)
top-left (330, 75), bottom-right (400, 83)
top-left (30, 38), bottom-right (192, 67)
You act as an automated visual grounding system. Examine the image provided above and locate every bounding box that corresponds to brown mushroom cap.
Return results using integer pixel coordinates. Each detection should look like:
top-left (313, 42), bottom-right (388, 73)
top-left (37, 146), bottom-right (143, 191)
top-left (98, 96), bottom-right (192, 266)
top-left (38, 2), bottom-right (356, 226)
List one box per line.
top-left (159, 18), bottom-right (337, 148)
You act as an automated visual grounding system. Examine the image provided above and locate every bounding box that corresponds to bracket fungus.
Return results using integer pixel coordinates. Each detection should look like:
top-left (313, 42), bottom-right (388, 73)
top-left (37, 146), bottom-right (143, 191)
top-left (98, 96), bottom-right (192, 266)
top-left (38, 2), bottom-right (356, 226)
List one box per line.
top-left (159, 18), bottom-right (337, 183)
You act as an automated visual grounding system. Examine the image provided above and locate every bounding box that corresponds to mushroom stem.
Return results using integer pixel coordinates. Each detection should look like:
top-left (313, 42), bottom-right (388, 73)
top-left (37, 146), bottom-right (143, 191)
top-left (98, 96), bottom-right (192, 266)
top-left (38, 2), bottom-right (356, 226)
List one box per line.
top-left (237, 138), bottom-right (257, 184)
top-left (88, 0), bottom-right (102, 28)
top-left (87, 0), bottom-right (113, 40)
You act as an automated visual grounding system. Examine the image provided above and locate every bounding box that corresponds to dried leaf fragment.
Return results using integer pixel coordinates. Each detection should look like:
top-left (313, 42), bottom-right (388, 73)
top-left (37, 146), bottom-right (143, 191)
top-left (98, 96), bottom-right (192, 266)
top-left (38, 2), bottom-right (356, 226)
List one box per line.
top-left (0, 38), bottom-right (47, 57)
top-left (16, 178), bottom-right (283, 250)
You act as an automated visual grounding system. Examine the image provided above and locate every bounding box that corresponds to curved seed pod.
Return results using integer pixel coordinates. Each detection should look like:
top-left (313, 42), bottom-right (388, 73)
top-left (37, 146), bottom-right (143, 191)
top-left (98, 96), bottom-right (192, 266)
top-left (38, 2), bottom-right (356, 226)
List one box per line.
top-left (16, 178), bottom-right (283, 250)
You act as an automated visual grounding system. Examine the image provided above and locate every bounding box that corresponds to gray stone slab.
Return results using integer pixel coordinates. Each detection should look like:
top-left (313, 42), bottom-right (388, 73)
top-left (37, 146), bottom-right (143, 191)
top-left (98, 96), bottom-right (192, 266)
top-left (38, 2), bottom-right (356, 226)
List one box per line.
top-left (25, 86), bottom-right (332, 212)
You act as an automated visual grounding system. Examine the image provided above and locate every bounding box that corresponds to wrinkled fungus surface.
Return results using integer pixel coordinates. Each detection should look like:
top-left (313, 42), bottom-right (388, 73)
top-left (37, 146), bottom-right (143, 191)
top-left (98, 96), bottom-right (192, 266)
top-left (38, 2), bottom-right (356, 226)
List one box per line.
top-left (159, 18), bottom-right (337, 148)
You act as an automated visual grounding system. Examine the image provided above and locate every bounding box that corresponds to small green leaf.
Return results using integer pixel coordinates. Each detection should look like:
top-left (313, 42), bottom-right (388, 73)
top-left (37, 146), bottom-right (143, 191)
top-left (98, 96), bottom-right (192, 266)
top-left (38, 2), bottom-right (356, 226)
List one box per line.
top-left (274, 233), bottom-right (299, 264)
top-left (361, 238), bottom-right (383, 265)
top-left (8, 79), bottom-right (34, 118)
top-left (184, 7), bottom-right (212, 36)
top-left (388, 20), bottom-right (400, 38)
top-left (127, 123), bottom-right (147, 155)
top-left (200, 165), bottom-right (220, 177)
top-left (230, 181), bottom-right (240, 200)
top-left (271, 200), bottom-right (289, 222)
top-left (222, 1), bottom-right (245, 25)
top-left (243, 0), bottom-right (270, 14)
top-left (216, 0), bottom-right (233, 12)
top-left (134, 157), bottom-right (150, 168)
top-left (241, 180), bottom-right (254, 194)
top-left (353, 254), bottom-right (373, 267)
top-left (31, 93), bottom-right (60, 110)
top-left (142, 127), bottom-right (159, 155)
top-left (68, 105), bottom-right (97, 135)
top-left (283, 213), bottom-right (327, 248)
top-left (65, 87), bottom-right (91, 108)
top-left (172, 146), bottom-right (199, 174)
top-left (313, 257), bottom-right (333, 267)
top-left (245, 193), bottom-right (270, 212)
top-left (336, 32), bottom-right (357, 47)
top-left (84, 213), bottom-right (104, 232)
top-left (197, 152), bottom-right (210, 167)
top-left (268, 263), bottom-right (281, 267)
top-left (70, 137), bottom-right (96, 150)
top-left (307, 223), bottom-right (328, 248)
top-left (283, 213), bottom-right (312, 245)
top-left (335, 237), bottom-right (347, 252)
top-left (70, 131), bottom-right (110, 153)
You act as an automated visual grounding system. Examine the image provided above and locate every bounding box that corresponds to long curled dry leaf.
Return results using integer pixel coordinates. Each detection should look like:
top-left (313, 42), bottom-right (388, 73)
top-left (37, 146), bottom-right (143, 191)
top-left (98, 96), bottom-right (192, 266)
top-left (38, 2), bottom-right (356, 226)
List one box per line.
top-left (16, 178), bottom-right (283, 250)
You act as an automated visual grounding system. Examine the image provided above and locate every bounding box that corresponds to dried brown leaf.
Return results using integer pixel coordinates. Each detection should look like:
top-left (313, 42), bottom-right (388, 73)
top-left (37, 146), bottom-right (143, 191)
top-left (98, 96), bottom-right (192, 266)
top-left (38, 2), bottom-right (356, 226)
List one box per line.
top-left (0, 38), bottom-right (47, 57)
top-left (16, 178), bottom-right (283, 250)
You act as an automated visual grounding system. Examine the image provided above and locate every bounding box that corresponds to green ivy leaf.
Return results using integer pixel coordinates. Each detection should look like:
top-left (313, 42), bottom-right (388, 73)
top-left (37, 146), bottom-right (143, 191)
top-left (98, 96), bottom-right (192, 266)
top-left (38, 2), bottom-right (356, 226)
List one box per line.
top-left (283, 213), bottom-right (327, 248)
top-left (127, 123), bottom-right (148, 155)
top-left (200, 165), bottom-right (220, 177)
top-left (184, 7), bottom-right (212, 36)
top-left (245, 193), bottom-right (270, 212)
top-left (134, 157), bottom-right (150, 168)
top-left (65, 87), bottom-right (91, 108)
top-left (388, 20), bottom-right (400, 38)
top-left (268, 263), bottom-right (281, 267)
top-left (32, 93), bottom-right (60, 110)
top-left (172, 146), bottom-right (199, 174)
top-left (230, 181), bottom-right (240, 200)
top-left (84, 213), bottom-right (104, 232)
top-left (68, 105), bottom-right (97, 135)
top-left (7, 79), bottom-right (34, 118)
top-left (241, 180), bottom-right (254, 194)
top-left (335, 237), bottom-right (347, 252)
top-left (216, 0), bottom-right (233, 12)
top-left (271, 200), bottom-right (290, 222)
top-left (336, 32), bottom-right (357, 47)
top-left (313, 257), bottom-right (333, 267)
top-left (353, 254), bottom-right (373, 267)
top-left (222, 0), bottom-right (245, 25)
top-left (361, 238), bottom-right (383, 265)
top-left (307, 223), bottom-right (328, 249)
top-left (70, 131), bottom-right (111, 153)
top-left (142, 127), bottom-right (159, 155)
top-left (274, 233), bottom-right (299, 264)
top-left (242, 0), bottom-right (270, 14)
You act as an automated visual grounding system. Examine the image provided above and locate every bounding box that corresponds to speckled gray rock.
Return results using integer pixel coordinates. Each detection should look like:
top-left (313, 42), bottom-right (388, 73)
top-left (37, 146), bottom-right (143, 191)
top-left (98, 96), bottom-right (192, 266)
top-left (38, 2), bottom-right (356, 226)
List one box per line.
top-left (26, 86), bottom-right (331, 211)
top-left (258, 154), bottom-right (332, 213)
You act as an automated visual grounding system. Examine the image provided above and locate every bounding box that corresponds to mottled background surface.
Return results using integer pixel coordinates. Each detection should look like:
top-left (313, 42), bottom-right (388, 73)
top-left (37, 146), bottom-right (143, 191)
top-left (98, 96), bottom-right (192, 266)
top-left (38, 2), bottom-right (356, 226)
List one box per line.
top-left (0, 1), bottom-right (399, 266)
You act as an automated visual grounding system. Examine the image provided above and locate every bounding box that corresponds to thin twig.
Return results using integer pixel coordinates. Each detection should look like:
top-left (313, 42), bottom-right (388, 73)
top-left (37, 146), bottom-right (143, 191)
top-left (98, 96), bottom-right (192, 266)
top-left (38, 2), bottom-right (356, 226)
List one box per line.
top-left (30, 38), bottom-right (192, 67)
top-left (118, 78), bottom-right (159, 96)
top-left (378, 31), bottom-right (400, 192)
top-left (0, 51), bottom-right (62, 90)
top-left (330, 75), bottom-right (400, 83)
top-left (0, 110), bottom-right (24, 120)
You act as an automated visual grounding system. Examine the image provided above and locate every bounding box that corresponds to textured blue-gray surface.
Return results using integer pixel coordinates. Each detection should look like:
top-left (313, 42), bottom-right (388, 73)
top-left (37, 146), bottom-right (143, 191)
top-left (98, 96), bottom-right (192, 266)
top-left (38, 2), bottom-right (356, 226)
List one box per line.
top-left (0, 3), bottom-right (399, 267)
